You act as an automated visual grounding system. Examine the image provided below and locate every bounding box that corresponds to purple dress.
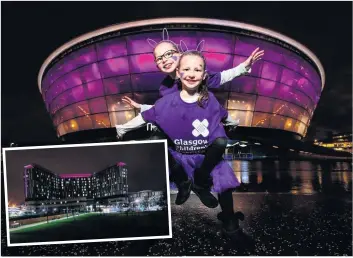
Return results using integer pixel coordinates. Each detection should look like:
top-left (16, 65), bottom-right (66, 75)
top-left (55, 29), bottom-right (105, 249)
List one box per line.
top-left (142, 91), bottom-right (240, 193)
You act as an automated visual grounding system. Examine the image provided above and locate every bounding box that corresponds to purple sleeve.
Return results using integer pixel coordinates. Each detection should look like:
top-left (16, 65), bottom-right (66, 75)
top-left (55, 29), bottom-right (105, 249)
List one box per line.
top-left (141, 106), bottom-right (157, 123)
top-left (207, 71), bottom-right (222, 89)
top-left (220, 105), bottom-right (228, 120)
top-left (209, 92), bottom-right (228, 120)
top-left (159, 76), bottom-right (178, 97)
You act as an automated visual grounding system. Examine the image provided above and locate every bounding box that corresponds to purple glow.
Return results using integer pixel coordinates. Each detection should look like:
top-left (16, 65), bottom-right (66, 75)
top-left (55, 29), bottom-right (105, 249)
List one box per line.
top-left (80, 63), bottom-right (101, 83)
top-left (98, 57), bottom-right (130, 78)
top-left (230, 76), bottom-right (257, 94)
top-left (129, 54), bottom-right (158, 73)
top-left (167, 31), bottom-right (198, 50)
top-left (41, 29), bottom-right (322, 137)
top-left (96, 38), bottom-right (128, 60)
top-left (260, 61), bottom-right (281, 81)
top-left (117, 162), bottom-right (126, 166)
top-left (282, 50), bottom-right (301, 71)
top-left (59, 174), bottom-right (92, 178)
top-left (204, 53), bottom-right (233, 72)
top-left (257, 79), bottom-right (277, 97)
top-left (24, 164), bottom-right (34, 169)
top-left (234, 36), bottom-right (262, 57)
top-left (133, 92), bottom-right (160, 106)
top-left (257, 41), bottom-right (284, 63)
top-left (126, 33), bottom-right (159, 54)
top-left (103, 75), bottom-right (131, 95)
top-left (85, 80), bottom-right (105, 98)
top-left (200, 32), bottom-right (234, 54)
top-left (131, 73), bottom-right (164, 92)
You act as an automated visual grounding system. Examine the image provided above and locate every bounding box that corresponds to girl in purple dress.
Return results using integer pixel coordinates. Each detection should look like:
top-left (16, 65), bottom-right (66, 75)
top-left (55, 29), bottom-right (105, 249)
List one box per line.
top-left (122, 29), bottom-right (263, 120)
top-left (117, 50), bottom-right (249, 235)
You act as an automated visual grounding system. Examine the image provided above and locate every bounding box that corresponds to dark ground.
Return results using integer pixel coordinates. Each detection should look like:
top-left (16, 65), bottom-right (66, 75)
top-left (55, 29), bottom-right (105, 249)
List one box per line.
top-left (2, 193), bottom-right (351, 255)
top-left (9, 211), bottom-right (170, 244)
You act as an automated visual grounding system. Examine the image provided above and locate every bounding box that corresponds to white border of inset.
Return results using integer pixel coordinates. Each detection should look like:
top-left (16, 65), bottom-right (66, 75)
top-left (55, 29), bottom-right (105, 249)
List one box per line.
top-left (2, 139), bottom-right (172, 247)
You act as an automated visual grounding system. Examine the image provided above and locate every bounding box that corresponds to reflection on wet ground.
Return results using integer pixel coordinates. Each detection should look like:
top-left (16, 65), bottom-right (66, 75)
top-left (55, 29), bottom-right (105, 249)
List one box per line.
top-left (1, 160), bottom-right (351, 255)
top-left (230, 160), bottom-right (352, 194)
top-left (3, 194), bottom-right (350, 256)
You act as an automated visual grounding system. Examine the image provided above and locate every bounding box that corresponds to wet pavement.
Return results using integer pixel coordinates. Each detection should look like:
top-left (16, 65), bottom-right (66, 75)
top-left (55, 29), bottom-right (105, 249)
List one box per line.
top-left (2, 193), bottom-right (352, 256)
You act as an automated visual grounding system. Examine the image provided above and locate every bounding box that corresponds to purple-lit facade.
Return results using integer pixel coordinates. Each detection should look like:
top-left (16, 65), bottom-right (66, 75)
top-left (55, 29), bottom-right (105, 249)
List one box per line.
top-left (23, 163), bottom-right (128, 202)
top-left (38, 18), bottom-right (325, 141)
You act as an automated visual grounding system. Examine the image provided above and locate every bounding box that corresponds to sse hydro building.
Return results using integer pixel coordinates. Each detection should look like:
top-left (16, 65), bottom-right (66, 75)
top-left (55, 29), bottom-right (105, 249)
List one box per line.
top-left (38, 18), bottom-right (325, 145)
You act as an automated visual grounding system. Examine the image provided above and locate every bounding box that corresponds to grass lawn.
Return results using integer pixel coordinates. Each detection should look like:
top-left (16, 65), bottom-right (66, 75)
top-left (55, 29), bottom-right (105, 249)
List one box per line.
top-left (10, 211), bottom-right (169, 244)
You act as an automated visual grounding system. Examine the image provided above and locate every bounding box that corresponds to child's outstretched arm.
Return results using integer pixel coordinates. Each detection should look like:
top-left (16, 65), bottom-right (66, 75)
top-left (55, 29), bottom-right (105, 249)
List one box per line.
top-left (115, 114), bottom-right (147, 139)
top-left (122, 96), bottom-right (154, 112)
top-left (219, 47), bottom-right (264, 85)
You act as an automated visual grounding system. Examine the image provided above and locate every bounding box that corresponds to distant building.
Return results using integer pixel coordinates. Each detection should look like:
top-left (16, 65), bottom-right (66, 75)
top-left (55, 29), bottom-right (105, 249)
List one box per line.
top-left (92, 162), bottom-right (128, 198)
top-left (23, 162), bottom-right (128, 212)
top-left (314, 132), bottom-right (352, 153)
top-left (8, 207), bottom-right (21, 218)
top-left (23, 163), bottom-right (165, 213)
top-left (128, 190), bottom-right (164, 211)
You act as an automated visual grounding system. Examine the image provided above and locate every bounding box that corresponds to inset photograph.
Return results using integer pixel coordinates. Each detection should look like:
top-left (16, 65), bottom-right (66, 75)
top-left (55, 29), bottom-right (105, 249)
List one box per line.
top-left (3, 140), bottom-right (171, 246)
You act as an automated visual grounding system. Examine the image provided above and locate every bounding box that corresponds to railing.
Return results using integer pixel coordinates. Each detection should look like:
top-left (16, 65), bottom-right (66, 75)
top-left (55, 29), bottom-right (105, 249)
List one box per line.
top-left (9, 213), bottom-right (78, 228)
top-left (223, 153), bottom-right (254, 160)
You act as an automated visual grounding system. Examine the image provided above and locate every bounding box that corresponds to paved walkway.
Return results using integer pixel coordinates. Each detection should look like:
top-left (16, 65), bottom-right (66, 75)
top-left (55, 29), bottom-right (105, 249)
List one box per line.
top-left (2, 193), bottom-right (352, 255)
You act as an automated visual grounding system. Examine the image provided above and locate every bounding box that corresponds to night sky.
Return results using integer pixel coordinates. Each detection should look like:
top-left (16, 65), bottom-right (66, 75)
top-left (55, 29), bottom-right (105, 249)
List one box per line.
top-left (1, 1), bottom-right (352, 144)
top-left (4, 142), bottom-right (168, 204)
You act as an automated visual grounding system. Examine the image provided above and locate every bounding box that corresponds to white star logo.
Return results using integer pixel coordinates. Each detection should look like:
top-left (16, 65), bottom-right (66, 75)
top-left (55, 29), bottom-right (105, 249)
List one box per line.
top-left (192, 119), bottom-right (209, 137)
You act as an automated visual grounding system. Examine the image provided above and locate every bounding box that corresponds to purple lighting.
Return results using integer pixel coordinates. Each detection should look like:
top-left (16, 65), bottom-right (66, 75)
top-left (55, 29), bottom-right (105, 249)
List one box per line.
top-left (117, 162), bottom-right (126, 166)
top-left (59, 174), bottom-right (92, 178)
top-left (24, 164), bottom-right (34, 169)
top-left (39, 19), bottom-right (324, 138)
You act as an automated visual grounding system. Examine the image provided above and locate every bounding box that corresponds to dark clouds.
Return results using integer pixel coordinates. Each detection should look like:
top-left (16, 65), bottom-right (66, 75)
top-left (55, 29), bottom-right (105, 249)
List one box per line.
top-left (311, 66), bottom-right (352, 133)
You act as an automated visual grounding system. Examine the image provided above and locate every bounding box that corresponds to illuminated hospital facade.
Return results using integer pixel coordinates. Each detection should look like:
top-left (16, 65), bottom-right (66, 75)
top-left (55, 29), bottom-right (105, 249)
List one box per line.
top-left (23, 162), bottom-right (162, 212)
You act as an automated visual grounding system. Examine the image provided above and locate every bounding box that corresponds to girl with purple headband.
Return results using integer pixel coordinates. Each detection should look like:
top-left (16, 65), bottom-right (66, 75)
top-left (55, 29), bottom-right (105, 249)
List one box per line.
top-left (116, 50), bottom-right (251, 235)
top-left (122, 29), bottom-right (263, 124)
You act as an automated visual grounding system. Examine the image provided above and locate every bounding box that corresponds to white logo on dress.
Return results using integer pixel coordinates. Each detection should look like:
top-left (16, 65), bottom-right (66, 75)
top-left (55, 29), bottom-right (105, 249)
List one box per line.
top-left (192, 119), bottom-right (209, 137)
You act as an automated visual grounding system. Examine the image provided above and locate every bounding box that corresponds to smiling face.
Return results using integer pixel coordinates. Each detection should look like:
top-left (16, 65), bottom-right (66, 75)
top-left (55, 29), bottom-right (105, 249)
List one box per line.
top-left (176, 53), bottom-right (207, 91)
top-left (154, 42), bottom-right (181, 74)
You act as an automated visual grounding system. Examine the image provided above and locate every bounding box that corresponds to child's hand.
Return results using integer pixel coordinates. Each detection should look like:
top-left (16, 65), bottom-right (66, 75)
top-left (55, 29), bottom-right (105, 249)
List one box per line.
top-left (243, 47), bottom-right (264, 69)
top-left (122, 96), bottom-right (141, 109)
